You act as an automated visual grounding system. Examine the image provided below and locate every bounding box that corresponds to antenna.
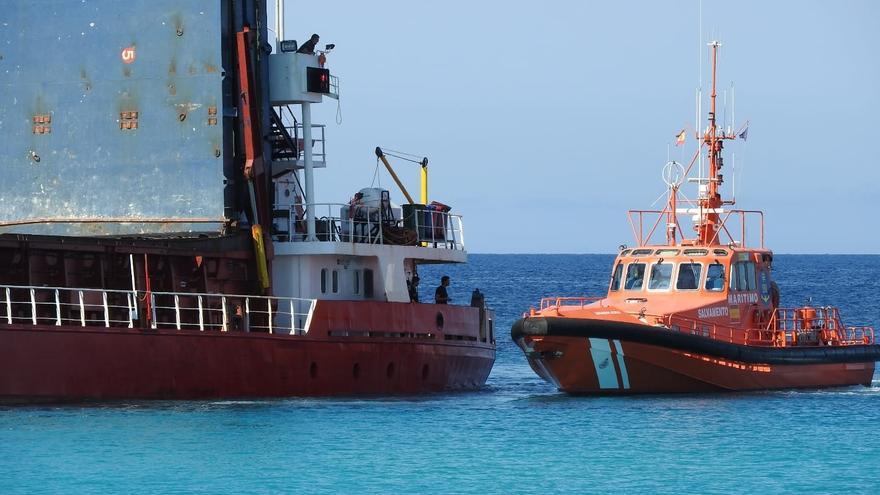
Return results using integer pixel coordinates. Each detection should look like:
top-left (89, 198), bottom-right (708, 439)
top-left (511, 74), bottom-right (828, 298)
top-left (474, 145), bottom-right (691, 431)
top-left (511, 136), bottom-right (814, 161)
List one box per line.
top-left (697, 0), bottom-right (703, 180)
top-left (732, 84), bottom-right (736, 135)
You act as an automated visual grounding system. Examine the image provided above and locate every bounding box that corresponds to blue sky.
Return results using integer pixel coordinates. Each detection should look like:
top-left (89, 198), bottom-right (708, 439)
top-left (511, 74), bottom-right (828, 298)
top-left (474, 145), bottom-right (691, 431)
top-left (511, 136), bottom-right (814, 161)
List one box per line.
top-left (279, 1), bottom-right (879, 254)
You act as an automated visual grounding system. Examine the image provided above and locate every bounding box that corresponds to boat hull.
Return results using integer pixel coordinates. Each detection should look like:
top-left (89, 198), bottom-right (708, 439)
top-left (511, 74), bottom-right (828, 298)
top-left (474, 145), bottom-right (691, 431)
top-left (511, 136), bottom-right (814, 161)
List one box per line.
top-left (0, 301), bottom-right (495, 402)
top-left (513, 317), bottom-right (877, 394)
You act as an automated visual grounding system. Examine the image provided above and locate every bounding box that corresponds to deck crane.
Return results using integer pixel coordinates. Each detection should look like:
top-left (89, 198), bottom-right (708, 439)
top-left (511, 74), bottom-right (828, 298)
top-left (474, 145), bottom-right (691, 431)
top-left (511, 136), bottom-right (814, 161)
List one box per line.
top-left (375, 147), bottom-right (429, 205)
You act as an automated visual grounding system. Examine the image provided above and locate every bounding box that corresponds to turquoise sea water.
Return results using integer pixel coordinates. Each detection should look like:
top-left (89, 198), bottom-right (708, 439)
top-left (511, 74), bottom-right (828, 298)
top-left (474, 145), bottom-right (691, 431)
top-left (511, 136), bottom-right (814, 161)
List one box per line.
top-left (2, 255), bottom-right (879, 494)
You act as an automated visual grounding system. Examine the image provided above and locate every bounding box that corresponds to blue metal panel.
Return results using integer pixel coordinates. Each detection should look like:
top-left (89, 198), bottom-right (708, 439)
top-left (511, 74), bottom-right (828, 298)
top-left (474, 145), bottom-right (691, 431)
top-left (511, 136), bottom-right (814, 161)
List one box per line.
top-left (0, 0), bottom-right (228, 235)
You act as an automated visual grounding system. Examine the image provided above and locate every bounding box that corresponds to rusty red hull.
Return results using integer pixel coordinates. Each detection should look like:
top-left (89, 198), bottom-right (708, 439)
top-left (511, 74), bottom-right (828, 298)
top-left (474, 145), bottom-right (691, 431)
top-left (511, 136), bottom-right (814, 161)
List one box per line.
top-left (0, 300), bottom-right (495, 401)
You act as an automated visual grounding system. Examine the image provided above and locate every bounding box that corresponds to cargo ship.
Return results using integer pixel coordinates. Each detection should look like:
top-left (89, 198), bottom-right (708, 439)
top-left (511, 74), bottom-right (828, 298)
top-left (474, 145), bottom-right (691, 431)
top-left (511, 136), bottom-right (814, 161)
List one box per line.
top-left (0, 0), bottom-right (495, 401)
top-left (511, 41), bottom-right (878, 394)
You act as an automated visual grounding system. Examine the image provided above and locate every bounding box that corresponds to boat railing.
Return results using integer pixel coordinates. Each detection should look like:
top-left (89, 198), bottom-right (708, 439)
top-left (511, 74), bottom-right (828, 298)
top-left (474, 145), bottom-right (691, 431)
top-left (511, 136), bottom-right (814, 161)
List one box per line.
top-left (279, 202), bottom-right (465, 250)
top-left (627, 208), bottom-right (764, 248)
top-left (0, 284), bottom-right (317, 335)
top-left (665, 313), bottom-right (748, 344)
top-left (539, 297), bottom-right (604, 312)
top-left (768, 307), bottom-right (874, 346)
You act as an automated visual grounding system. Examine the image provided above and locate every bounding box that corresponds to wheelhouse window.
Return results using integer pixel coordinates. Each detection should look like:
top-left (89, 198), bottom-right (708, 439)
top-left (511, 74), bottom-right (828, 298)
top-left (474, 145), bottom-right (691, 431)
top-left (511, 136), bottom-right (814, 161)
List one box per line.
top-left (624, 263), bottom-right (646, 290)
top-left (610, 263), bottom-right (623, 291)
top-left (705, 263), bottom-right (725, 291)
top-left (332, 270), bottom-right (339, 293)
top-left (320, 268), bottom-right (328, 294)
top-left (730, 261), bottom-right (757, 291)
top-left (353, 271), bottom-right (361, 295)
top-left (648, 263), bottom-right (673, 290)
top-left (676, 263), bottom-right (702, 290)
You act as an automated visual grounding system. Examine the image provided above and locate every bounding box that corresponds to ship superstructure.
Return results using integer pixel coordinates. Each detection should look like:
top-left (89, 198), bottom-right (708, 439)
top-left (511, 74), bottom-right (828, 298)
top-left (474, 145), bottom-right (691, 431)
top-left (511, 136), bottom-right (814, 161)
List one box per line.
top-left (0, 0), bottom-right (495, 401)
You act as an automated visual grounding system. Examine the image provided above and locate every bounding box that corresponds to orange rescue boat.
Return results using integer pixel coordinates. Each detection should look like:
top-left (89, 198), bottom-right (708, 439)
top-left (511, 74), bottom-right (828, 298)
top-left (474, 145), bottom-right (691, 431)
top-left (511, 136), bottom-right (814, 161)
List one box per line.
top-left (511, 42), bottom-right (879, 394)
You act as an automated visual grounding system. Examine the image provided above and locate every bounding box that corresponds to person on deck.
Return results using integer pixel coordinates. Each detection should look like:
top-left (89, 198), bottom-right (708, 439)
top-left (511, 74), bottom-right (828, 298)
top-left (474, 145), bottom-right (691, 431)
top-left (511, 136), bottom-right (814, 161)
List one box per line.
top-left (435, 276), bottom-right (451, 304)
top-left (296, 34), bottom-right (320, 54)
top-left (408, 275), bottom-right (420, 303)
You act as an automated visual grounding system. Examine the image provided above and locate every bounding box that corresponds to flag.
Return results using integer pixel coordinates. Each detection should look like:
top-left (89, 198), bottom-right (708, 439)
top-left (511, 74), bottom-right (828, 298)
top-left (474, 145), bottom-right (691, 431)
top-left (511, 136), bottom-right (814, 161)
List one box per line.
top-left (738, 123), bottom-right (749, 141)
top-left (674, 129), bottom-right (686, 146)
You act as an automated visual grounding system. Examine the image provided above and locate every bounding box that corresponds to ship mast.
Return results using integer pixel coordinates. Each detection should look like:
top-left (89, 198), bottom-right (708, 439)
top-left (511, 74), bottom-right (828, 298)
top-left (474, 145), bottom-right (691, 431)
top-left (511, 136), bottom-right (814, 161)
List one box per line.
top-left (696, 41), bottom-right (735, 245)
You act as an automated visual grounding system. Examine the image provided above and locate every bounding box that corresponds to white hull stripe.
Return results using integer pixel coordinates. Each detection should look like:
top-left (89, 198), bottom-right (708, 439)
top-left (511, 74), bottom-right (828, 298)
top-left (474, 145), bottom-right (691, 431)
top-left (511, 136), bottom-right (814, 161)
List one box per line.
top-left (588, 338), bottom-right (620, 389)
top-left (613, 339), bottom-right (630, 390)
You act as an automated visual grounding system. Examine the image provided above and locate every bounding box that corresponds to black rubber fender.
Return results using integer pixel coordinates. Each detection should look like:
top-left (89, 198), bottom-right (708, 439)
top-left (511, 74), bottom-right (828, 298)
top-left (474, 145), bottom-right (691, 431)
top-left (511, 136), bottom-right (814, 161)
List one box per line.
top-left (511, 316), bottom-right (880, 365)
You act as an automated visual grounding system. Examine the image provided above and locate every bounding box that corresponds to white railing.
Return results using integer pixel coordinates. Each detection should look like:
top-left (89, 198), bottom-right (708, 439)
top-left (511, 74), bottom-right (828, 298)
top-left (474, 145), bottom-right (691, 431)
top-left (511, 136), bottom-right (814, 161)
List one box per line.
top-left (0, 285), bottom-right (317, 335)
top-left (290, 123), bottom-right (326, 163)
top-left (280, 203), bottom-right (465, 250)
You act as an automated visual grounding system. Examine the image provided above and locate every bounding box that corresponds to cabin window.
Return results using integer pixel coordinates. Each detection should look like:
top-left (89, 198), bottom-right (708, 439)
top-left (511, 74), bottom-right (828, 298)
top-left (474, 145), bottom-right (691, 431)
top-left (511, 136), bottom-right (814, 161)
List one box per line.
top-left (610, 263), bottom-right (623, 291)
top-left (705, 263), bottom-right (725, 291)
top-left (676, 263), bottom-right (702, 290)
top-left (631, 249), bottom-right (653, 257)
top-left (648, 263), bottom-right (673, 290)
top-left (332, 270), bottom-right (339, 293)
top-left (624, 263), bottom-right (646, 290)
top-left (620, 249), bottom-right (631, 256)
top-left (353, 271), bottom-right (360, 295)
top-left (683, 249), bottom-right (708, 256)
top-left (655, 249), bottom-right (680, 256)
top-left (363, 269), bottom-right (374, 298)
top-left (713, 249), bottom-right (729, 256)
top-left (731, 261), bottom-right (757, 291)
top-left (320, 268), bottom-right (327, 294)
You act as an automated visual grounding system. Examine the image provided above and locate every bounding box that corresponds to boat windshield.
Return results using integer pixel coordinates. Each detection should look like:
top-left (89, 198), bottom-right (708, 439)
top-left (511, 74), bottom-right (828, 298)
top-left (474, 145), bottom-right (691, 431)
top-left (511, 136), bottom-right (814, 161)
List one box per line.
top-left (676, 263), bottom-right (702, 290)
top-left (705, 263), bottom-right (725, 291)
top-left (648, 263), bottom-right (673, 290)
top-left (610, 263), bottom-right (623, 291)
top-left (624, 263), bottom-right (646, 290)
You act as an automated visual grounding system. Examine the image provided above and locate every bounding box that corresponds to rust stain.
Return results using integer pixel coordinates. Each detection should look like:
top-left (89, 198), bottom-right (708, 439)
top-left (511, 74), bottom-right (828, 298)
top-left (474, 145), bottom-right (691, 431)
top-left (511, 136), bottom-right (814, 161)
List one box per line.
top-left (168, 58), bottom-right (177, 75)
top-left (203, 62), bottom-right (218, 74)
top-left (123, 66), bottom-right (132, 77)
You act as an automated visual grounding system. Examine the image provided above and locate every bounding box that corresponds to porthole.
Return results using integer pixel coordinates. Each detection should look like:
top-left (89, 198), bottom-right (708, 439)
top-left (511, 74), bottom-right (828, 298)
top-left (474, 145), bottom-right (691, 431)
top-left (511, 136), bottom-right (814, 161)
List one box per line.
top-left (309, 362), bottom-right (318, 379)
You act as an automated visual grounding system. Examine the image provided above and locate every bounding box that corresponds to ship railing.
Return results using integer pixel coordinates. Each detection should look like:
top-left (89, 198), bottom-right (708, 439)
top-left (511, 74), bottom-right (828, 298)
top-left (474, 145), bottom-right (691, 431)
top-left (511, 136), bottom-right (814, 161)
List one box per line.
top-left (283, 202), bottom-right (465, 250)
top-left (290, 123), bottom-right (326, 163)
top-left (768, 307), bottom-right (874, 346)
top-left (539, 296), bottom-right (604, 312)
top-left (0, 284), bottom-right (317, 335)
top-left (147, 291), bottom-right (316, 335)
top-left (664, 313), bottom-right (749, 344)
top-left (627, 208), bottom-right (764, 248)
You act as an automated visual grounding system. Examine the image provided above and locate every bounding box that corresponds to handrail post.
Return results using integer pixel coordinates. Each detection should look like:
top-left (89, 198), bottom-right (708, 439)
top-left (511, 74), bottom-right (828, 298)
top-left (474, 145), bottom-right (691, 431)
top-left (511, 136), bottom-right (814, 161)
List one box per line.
top-left (174, 294), bottom-right (181, 330)
top-left (267, 299), bottom-right (273, 334)
top-left (29, 288), bottom-right (37, 325)
top-left (5, 287), bottom-right (12, 324)
top-left (245, 297), bottom-right (251, 332)
top-left (78, 290), bottom-right (86, 327)
top-left (127, 293), bottom-right (135, 328)
top-left (303, 299), bottom-right (317, 335)
top-left (54, 289), bottom-right (61, 326)
top-left (150, 293), bottom-right (157, 329)
top-left (221, 296), bottom-right (229, 332)
top-left (102, 291), bottom-right (110, 327)
top-left (290, 299), bottom-right (296, 335)
top-left (197, 295), bottom-right (204, 331)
